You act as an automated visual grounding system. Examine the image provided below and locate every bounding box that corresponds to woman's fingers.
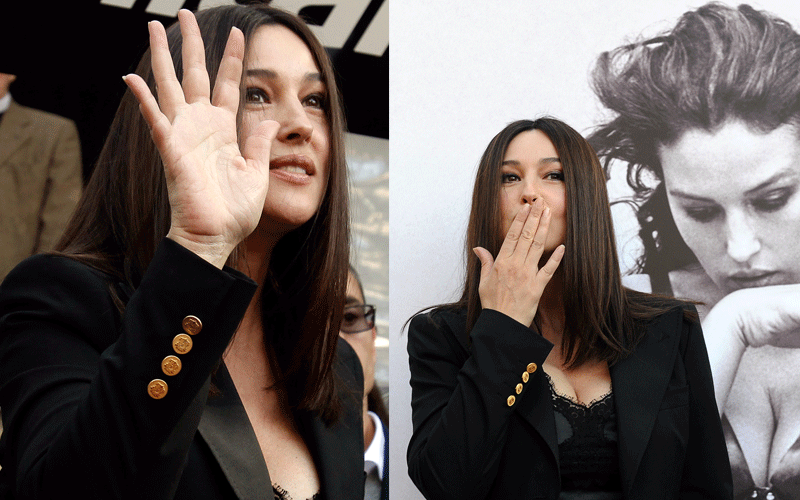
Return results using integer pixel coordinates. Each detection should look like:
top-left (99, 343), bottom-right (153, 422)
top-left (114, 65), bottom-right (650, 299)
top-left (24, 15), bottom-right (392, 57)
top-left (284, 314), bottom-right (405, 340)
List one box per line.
top-left (498, 203), bottom-right (531, 259)
top-left (527, 244), bottom-right (565, 307)
top-left (178, 9), bottom-right (211, 105)
top-left (523, 206), bottom-right (550, 267)
top-left (212, 26), bottom-right (245, 112)
top-left (123, 74), bottom-right (171, 147)
top-left (242, 119), bottom-right (280, 171)
top-left (148, 20), bottom-right (184, 121)
top-left (472, 247), bottom-right (495, 280)
top-left (537, 244), bottom-right (565, 281)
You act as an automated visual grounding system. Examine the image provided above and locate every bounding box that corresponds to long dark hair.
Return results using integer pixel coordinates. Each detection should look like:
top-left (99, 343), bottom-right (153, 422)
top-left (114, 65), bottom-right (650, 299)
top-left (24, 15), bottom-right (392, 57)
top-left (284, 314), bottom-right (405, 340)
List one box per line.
top-left (432, 117), bottom-right (690, 368)
top-left (55, 4), bottom-right (349, 422)
top-left (588, 2), bottom-right (800, 280)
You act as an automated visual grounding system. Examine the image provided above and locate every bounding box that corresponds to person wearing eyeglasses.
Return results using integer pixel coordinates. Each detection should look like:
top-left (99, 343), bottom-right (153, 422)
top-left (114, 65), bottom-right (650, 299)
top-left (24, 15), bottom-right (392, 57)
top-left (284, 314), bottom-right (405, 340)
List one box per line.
top-left (340, 265), bottom-right (388, 500)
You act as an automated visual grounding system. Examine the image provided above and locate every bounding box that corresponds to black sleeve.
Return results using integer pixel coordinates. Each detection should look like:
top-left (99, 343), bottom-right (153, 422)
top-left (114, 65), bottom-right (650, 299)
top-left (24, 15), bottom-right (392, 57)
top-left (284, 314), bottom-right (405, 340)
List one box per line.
top-left (406, 308), bottom-right (553, 500)
top-left (678, 306), bottom-right (734, 499)
top-left (0, 238), bottom-right (257, 499)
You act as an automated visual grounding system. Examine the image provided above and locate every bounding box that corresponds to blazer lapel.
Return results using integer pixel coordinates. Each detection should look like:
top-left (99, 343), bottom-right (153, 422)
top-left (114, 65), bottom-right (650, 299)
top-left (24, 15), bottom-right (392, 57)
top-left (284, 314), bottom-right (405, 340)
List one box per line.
top-left (611, 308), bottom-right (682, 496)
top-left (197, 363), bottom-right (272, 500)
top-left (0, 100), bottom-right (32, 166)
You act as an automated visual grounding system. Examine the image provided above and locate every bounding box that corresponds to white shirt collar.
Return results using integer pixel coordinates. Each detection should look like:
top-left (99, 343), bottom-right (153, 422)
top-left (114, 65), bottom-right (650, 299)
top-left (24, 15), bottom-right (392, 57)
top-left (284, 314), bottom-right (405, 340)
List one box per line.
top-left (0, 93), bottom-right (11, 114)
top-left (364, 411), bottom-right (385, 480)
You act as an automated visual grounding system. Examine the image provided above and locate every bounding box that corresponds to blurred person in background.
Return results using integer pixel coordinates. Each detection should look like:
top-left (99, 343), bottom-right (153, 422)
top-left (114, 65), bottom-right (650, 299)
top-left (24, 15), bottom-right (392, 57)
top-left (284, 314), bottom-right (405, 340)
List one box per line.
top-left (341, 265), bottom-right (388, 500)
top-left (0, 72), bottom-right (82, 282)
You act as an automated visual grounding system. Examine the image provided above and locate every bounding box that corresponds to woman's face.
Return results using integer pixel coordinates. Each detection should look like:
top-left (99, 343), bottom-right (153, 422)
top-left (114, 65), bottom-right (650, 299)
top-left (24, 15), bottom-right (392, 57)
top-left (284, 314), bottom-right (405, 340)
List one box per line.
top-left (659, 120), bottom-right (800, 294)
top-left (498, 130), bottom-right (567, 251)
top-left (240, 25), bottom-right (330, 233)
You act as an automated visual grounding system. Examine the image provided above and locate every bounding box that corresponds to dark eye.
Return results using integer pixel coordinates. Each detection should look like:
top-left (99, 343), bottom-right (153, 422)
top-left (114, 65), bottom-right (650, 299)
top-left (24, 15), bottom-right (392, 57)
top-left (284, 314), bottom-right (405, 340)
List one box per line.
top-left (683, 205), bottom-right (721, 223)
top-left (245, 88), bottom-right (269, 104)
top-left (303, 93), bottom-right (326, 109)
top-left (752, 187), bottom-right (794, 212)
top-left (545, 171), bottom-right (564, 181)
top-left (501, 173), bottom-right (520, 184)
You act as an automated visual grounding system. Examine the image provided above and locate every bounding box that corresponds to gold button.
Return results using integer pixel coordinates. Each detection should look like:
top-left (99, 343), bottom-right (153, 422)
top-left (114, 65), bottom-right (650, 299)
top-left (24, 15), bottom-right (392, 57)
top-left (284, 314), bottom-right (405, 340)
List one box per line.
top-left (172, 333), bottom-right (193, 354)
top-left (182, 315), bottom-right (202, 335)
top-left (507, 395), bottom-right (516, 406)
top-left (161, 355), bottom-right (182, 376)
top-left (515, 383), bottom-right (523, 394)
top-left (522, 372), bottom-right (529, 383)
top-left (148, 379), bottom-right (168, 399)
top-left (527, 363), bottom-right (537, 374)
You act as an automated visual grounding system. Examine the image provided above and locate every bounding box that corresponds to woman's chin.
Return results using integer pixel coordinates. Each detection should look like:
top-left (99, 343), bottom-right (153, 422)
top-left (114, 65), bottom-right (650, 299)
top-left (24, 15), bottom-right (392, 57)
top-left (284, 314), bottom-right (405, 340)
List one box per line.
top-left (258, 205), bottom-right (318, 235)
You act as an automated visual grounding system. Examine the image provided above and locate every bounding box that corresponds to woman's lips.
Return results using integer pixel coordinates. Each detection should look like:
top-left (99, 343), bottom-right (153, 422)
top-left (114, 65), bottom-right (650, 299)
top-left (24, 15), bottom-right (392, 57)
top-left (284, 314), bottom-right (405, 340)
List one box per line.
top-left (726, 270), bottom-right (782, 289)
top-left (269, 155), bottom-right (315, 185)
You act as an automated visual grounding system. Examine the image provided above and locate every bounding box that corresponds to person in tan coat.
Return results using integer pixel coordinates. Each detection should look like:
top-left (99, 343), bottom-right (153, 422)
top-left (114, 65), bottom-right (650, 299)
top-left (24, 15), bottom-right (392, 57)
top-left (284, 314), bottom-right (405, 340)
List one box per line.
top-left (0, 73), bottom-right (82, 282)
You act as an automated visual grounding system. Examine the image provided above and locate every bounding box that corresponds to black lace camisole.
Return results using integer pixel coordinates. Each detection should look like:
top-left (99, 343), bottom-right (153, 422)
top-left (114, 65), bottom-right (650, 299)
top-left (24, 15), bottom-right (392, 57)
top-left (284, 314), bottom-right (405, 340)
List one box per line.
top-left (545, 373), bottom-right (624, 500)
top-left (272, 483), bottom-right (321, 500)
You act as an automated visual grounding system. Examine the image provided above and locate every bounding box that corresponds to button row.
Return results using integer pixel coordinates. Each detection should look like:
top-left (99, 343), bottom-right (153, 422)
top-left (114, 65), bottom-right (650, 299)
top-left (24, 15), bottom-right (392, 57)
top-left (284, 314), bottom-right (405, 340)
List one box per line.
top-left (148, 315), bottom-right (202, 400)
top-left (507, 362), bottom-right (537, 407)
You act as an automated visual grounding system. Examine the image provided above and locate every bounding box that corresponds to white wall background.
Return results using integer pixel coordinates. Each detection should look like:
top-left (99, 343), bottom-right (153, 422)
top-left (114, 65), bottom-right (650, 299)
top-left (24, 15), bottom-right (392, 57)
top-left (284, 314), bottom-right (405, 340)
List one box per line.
top-left (389, 1), bottom-right (800, 498)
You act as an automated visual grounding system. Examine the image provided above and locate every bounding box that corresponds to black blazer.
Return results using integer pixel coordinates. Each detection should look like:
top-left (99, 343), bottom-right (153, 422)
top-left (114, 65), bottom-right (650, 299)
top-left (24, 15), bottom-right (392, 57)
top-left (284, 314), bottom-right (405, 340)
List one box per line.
top-left (0, 238), bottom-right (365, 499)
top-left (407, 307), bottom-right (733, 500)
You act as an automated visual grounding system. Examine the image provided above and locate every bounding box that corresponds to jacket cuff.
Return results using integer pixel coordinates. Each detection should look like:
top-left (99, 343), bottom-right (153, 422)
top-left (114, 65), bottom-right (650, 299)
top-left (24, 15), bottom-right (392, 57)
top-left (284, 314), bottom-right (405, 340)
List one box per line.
top-left (104, 237), bottom-right (258, 428)
top-left (468, 309), bottom-right (553, 408)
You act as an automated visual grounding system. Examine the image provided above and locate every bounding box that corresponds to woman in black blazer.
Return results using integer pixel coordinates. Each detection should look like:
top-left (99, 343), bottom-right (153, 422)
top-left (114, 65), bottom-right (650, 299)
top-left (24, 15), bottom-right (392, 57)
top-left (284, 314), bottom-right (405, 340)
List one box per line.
top-left (406, 117), bottom-right (733, 499)
top-left (0, 5), bottom-right (363, 499)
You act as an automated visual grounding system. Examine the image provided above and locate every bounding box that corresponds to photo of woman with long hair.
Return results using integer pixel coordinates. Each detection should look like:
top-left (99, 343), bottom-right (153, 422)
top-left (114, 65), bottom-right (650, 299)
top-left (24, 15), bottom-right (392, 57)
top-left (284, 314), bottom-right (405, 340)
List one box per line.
top-left (406, 117), bottom-right (731, 499)
top-left (589, 3), bottom-right (800, 498)
top-left (0, 4), bottom-right (365, 499)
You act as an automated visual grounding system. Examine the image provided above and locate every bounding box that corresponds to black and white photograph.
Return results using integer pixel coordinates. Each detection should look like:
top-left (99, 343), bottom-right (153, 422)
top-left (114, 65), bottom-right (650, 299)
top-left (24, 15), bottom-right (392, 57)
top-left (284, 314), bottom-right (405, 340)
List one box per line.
top-left (392, 1), bottom-right (800, 498)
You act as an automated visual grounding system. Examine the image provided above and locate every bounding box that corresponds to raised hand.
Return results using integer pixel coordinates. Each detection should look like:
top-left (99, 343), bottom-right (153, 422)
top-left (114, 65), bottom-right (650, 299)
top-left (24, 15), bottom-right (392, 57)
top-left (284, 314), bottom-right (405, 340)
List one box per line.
top-left (473, 200), bottom-right (566, 327)
top-left (123, 10), bottom-right (279, 268)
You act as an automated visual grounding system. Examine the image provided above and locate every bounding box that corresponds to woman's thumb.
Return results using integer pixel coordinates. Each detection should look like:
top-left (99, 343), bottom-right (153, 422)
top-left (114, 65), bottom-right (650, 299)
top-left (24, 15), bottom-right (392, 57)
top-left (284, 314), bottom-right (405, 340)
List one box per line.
top-left (472, 247), bottom-right (493, 277)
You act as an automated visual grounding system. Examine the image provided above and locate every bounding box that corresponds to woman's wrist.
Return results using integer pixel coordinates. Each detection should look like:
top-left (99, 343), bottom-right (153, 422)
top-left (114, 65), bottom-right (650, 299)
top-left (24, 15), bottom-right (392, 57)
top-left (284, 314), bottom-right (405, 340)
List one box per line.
top-left (166, 231), bottom-right (236, 269)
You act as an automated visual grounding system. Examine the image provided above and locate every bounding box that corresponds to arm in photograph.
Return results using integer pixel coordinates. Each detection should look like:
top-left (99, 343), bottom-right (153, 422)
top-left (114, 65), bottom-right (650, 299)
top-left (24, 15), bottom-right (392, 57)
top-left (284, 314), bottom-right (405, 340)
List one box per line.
top-left (702, 284), bottom-right (800, 414)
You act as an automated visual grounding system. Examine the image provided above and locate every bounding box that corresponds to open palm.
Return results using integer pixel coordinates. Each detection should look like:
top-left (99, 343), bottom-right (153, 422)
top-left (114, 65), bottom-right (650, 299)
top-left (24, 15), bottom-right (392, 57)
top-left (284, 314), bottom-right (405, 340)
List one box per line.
top-left (124, 10), bottom-right (278, 267)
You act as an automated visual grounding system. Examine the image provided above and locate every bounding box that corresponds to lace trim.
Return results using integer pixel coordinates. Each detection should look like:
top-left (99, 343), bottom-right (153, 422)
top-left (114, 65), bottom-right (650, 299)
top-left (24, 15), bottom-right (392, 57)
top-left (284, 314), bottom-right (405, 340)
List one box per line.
top-left (543, 372), bottom-right (612, 408)
top-left (546, 371), bottom-right (621, 491)
top-left (272, 483), bottom-right (321, 500)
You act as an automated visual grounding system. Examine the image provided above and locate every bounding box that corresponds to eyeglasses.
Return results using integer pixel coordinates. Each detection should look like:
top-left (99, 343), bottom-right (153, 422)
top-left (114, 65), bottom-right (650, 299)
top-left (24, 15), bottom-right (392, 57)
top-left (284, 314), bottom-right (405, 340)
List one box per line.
top-left (340, 304), bottom-right (376, 334)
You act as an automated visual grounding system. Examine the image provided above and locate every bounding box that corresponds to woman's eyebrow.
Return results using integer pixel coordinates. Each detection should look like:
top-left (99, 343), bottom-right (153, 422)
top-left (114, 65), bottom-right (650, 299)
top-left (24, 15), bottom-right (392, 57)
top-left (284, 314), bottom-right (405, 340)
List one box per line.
top-left (744, 168), bottom-right (798, 196)
top-left (501, 157), bottom-right (561, 166)
top-left (245, 68), bottom-right (323, 83)
top-left (669, 169), bottom-right (799, 200)
top-left (667, 189), bottom-right (713, 202)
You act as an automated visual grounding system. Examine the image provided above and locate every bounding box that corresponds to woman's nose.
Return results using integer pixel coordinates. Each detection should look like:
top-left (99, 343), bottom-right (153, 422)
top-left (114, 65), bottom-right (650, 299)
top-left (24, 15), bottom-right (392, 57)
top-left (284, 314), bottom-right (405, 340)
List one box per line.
top-left (725, 211), bottom-right (761, 263)
top-left (521, 183), bottom-right (537, 205)
top-left (276, 99), bottom-right (314, 144)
